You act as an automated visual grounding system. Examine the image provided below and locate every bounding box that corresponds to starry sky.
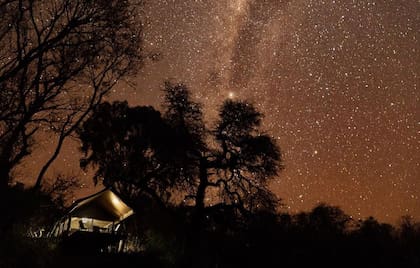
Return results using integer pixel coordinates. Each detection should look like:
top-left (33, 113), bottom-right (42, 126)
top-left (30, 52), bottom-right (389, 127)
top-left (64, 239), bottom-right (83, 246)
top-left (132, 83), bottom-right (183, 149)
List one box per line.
top-left (19, 0), bottom-right (419, 223)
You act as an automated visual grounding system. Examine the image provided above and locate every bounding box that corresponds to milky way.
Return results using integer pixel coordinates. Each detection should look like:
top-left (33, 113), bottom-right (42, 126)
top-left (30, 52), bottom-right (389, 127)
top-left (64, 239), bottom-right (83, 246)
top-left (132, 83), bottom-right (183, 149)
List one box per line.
top-left (20, 0), bottom-right (419, 223)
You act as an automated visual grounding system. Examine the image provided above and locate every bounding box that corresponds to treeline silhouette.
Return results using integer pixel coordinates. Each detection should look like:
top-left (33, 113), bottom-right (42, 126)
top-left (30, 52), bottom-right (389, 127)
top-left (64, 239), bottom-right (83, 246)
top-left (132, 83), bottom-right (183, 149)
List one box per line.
top-left (1, 185), bottom-right (420, 268)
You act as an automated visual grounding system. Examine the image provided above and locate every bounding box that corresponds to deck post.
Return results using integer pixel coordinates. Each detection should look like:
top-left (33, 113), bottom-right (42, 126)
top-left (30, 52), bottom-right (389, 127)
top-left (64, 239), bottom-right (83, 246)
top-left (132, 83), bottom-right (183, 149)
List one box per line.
top-left (66, 216), bottom-right (71, 233)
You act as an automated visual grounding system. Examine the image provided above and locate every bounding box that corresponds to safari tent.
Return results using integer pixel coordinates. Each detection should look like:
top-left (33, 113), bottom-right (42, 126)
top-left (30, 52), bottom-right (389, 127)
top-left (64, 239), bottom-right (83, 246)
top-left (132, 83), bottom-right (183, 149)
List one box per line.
top-left (49, 189), bottom-right (134, 252)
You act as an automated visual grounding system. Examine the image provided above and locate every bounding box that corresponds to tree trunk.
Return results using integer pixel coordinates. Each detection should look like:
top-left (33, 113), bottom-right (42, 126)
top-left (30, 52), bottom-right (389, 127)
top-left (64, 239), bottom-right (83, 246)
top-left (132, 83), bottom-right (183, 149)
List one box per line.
top-left (0, 161), bottom-right (11, 192)
top-left (195, 157), bottom-right (208, 212)
top-left (191, 157), bottom-right (209, 232)
top-left (33, 133), bottom-right (66, 190)
top-left (186, 157), bottom-right (210, 268)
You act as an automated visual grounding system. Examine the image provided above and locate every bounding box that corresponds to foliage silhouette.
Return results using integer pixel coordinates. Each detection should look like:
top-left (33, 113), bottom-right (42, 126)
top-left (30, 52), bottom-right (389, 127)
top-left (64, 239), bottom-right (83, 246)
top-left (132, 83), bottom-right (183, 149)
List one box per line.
top-left (78, 83), bottom-right (282, 220)
top-left (1, 187), bottom-right (420, 268)
top-left (78, 101), bottom-right (177, 204)
top-left (163, 83), bottom-right (282, 218)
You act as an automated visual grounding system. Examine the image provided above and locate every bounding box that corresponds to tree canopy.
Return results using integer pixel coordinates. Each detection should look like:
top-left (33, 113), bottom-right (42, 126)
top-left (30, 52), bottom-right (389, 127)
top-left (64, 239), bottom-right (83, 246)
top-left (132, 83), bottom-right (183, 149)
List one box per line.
top-left (79, 101), bottom-right (175, 203)
top-left (78, 82), bottom-right (283, 217)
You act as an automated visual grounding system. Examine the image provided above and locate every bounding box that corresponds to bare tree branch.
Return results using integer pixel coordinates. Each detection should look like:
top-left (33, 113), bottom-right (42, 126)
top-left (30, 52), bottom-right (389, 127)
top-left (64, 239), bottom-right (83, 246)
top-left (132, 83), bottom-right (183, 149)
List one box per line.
top-left (0, 0), bottom-right (143, 191)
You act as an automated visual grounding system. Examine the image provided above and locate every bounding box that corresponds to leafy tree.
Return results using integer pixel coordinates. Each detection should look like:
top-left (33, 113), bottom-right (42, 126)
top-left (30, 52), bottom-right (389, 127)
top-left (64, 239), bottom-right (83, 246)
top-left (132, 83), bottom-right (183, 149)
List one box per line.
top-left (203, 99), bottom-right (282, 214)
top-left (78, 82), bottom-right (283, 220)
top-left (308, 203), bottom-right (351, 234)
top-left (162, 83), bottom-right (282, 217)
top-left (0, 0), bottom-right (142, 191)
top-left (161, 82), bottom-right (206, 194)
top-left (78, 101), bottom-right (174, 204)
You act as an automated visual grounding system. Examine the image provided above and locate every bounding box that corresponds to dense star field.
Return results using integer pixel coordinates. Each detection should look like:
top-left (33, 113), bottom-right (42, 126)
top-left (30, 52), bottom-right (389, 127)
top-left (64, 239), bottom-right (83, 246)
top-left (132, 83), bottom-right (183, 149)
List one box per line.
top-left (19, 0), bottom-right (419, 223)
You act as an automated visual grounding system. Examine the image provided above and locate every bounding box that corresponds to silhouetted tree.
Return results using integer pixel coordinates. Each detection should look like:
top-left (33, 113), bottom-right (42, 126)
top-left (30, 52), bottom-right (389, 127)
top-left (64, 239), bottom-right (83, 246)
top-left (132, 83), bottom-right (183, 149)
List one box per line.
top-left (398, 215), bottom-right (420, 264)
top-left (78, 101), bottom-right (175, 204)
top-left (308, 203), bottom-right (351, 235)
top-left (356, 216), bottom-right (394, 241)
top-left (0, 0), bottom-right (142, 191)
top-left (399, 215), bottom-right (420, 241)
top-left (161, 83), bottom-right (283, 216)
top-left (161, 82), bottom-right (206, 194)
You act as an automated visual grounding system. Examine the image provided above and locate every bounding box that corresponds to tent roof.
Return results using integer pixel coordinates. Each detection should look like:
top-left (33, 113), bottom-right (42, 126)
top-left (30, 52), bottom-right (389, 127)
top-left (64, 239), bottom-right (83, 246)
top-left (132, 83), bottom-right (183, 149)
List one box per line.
top-left (69, 189), bottom-right (133, 222)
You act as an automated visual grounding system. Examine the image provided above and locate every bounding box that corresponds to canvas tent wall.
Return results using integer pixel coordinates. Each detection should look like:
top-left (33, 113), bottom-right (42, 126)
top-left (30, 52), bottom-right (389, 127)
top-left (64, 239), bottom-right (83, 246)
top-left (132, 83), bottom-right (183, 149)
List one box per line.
top-left (50, 189), bottom-right (134, 237)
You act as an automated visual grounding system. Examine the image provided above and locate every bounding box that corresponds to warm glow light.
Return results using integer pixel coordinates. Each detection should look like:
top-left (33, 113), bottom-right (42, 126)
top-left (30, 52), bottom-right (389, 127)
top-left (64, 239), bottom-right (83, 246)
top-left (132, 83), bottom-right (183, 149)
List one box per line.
top-left (110, 193), bottom-right (124, 210)
top-left (109, 191), bottom-right (134, 220)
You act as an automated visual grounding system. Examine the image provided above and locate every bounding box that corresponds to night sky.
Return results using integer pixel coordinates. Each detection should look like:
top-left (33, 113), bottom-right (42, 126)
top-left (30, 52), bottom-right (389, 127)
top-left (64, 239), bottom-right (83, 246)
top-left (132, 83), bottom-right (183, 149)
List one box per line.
top-left (19, 0), bottom-right (419, 223)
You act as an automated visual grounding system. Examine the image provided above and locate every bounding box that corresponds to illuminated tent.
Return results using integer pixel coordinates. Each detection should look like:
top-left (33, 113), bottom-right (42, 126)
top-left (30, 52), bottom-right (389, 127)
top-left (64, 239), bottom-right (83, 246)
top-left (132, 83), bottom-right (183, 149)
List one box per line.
top-left (50, 189), bottom-right (134, 236)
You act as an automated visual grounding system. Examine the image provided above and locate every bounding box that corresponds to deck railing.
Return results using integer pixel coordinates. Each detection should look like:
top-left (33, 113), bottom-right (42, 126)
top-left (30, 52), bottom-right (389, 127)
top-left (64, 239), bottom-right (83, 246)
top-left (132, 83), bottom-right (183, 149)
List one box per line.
top-left (48, 216), bottom-right (122, 237)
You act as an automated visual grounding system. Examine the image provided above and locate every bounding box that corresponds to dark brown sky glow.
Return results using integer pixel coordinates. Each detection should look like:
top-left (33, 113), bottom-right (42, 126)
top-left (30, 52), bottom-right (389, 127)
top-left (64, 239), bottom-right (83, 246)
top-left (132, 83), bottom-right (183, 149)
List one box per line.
top-left (19, 0), bottom-right (419, 223)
